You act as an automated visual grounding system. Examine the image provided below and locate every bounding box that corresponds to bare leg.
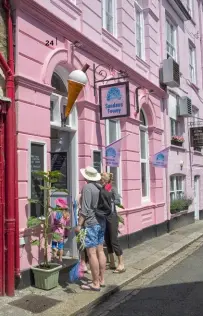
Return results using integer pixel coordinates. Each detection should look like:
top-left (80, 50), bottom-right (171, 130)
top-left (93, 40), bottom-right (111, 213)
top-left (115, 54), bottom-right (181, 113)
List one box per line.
top-left (116, 255), bottom-right (125, 271)
top-left (59, 249), bottom-right (63, 262)
top-left (52, 248), bottom-right (57, 258)
top-left (86, 247), bottom-right (100, 288)
top-left (97, 244), bottom-right (106, 286)
top-left (109, 253), bottom-right (116, 269)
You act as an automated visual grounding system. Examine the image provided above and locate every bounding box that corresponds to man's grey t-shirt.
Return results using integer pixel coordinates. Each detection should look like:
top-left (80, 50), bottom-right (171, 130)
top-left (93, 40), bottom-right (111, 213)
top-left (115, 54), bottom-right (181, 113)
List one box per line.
top-left (80, 182), bottom-right (100, 227)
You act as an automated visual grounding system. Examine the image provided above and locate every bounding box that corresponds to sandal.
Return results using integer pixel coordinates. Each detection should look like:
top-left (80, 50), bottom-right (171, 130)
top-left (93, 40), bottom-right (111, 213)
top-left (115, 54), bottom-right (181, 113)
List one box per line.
top-left (113, 268), bottom-right (126, 274)
top-left (81, 284), bottom-right (101, 291)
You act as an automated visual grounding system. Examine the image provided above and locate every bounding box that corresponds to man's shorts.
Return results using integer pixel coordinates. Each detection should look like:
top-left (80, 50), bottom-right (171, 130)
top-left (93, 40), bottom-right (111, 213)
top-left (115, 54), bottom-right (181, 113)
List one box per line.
top-left (85, 224), bottom-right (105, 248)
top-left (52, 240), bottom-right (64, 250)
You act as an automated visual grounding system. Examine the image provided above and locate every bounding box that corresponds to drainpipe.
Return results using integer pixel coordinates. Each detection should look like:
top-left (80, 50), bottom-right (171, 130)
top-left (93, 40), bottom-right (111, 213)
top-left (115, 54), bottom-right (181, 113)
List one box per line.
top-left (3, 0), bottom-right (19, 296)
top-left (198, 0), bottom-right (203, 89)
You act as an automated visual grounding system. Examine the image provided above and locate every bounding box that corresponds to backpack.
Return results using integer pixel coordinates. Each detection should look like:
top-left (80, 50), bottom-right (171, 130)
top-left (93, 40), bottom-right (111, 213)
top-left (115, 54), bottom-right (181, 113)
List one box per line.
top-left (94, 184), bottom-right (115, 219)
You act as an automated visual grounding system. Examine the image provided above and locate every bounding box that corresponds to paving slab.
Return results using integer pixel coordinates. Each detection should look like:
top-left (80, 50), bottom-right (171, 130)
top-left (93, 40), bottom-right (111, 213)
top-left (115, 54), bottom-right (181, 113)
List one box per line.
top-left (1, 221), bottom-right (203, 316)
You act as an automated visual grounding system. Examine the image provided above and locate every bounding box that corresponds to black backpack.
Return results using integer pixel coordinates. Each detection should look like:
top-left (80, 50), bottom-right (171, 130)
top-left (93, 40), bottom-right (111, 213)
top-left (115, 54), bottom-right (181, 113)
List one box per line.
top-left (94, 184), bottom-right (115, 219)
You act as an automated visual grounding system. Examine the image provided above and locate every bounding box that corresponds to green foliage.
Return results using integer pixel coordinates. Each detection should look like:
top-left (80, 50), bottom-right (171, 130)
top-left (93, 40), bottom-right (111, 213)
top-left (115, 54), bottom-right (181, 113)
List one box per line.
top-left (27, 170), bottom-right (70, 268)
top-left (170, 197), bottom-right (193, 214)
top-left (118, 214), bottom-right (125, 225)
top-left (76, 229), bottom-right (87, 251)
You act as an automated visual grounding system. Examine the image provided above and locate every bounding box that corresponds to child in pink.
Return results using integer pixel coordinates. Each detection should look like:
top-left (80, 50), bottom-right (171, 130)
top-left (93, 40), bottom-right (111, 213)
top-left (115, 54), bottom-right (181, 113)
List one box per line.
top-left (52, 198), bottom-right (70, 263)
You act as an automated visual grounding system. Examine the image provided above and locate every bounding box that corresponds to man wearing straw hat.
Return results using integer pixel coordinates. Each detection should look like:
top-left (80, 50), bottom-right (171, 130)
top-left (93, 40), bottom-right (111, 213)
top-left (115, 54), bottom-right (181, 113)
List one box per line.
top-left (75, 166), bottom-right (106, 291)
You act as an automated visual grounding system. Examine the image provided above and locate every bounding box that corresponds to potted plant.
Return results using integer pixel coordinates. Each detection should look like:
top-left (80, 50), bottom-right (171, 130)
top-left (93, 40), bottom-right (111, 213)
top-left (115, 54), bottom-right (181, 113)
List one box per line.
top-left (27, 170), bottom-right (70, 290)
top-left (170, 197), bottom-right (193, 214)
top-left (171, 135), bottom-right (184, 147)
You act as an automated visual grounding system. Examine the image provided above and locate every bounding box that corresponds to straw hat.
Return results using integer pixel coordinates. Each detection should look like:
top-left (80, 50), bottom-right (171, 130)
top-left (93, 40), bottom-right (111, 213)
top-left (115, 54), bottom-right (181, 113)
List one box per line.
top-left (80, 166), bottom-right (101, 182)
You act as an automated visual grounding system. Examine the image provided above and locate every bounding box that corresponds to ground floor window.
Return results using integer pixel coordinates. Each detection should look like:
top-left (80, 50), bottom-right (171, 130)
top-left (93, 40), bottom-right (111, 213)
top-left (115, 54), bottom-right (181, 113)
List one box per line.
top-left (105, 119), bottom-right (121, 193)
top-left (170, 175), bottom-right (184, 201)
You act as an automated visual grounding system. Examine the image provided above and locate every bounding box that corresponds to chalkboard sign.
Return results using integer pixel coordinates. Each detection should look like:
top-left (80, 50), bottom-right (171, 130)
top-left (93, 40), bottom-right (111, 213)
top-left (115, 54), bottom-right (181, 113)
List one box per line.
top-left (190, 127), bottom-right (203, 147)
top-left (51, 152), bottom-right (67, 189)
top-left (30, 143), bottom-right (45, 217)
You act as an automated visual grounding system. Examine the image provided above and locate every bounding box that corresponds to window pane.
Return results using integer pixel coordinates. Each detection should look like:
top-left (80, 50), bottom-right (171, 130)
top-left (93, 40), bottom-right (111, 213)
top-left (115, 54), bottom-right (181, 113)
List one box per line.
top-left (93, 151), bottom-right (101, 173)
top-left (141, 162), bottom-right (147, 197)
top-left (140, 130), bottom-right (146, 159)
top-left (177, 191), bottom-right (183, 199)
top-left (170, 177), bottom-right (174, 191)
top-left (106, 0), bottom-right (113, 14)
top-left (109, 120), bottom-right (117, 143)
top-left (176, 177), bottom-right (182, 190)
top-left (50, 101), bottom-right (54, 122)
top-left (170, 192), bottom-right (175, 201)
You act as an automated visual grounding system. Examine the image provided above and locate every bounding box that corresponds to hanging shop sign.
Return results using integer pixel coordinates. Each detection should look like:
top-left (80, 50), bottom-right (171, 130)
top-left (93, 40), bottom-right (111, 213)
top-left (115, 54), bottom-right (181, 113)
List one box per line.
top-left (190, 127), bottom-right (203, 147)
top-left (99, 82), bottom-right (130, 120)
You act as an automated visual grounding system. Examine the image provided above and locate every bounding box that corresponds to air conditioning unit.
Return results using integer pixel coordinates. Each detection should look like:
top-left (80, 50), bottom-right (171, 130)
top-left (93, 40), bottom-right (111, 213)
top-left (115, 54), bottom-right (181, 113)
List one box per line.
top-left (178, 97), bottom-right (192, 117)
top-left (160, 58), bottom-right (180, 88)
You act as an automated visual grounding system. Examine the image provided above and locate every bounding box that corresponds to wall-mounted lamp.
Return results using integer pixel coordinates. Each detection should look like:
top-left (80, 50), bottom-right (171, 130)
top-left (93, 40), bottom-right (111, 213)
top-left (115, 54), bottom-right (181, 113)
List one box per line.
top-left (180, 160), bottom-right (184, 170)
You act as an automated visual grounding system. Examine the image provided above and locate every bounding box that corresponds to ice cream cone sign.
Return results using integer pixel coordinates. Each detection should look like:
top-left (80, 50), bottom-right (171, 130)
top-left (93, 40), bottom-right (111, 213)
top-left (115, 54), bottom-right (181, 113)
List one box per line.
top-left (65, 64), bottom-right (89, 118)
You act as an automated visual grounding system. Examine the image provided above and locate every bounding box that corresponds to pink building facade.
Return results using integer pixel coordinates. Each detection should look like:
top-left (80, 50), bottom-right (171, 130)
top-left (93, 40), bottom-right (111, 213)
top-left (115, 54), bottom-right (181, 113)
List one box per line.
top-left (12, 0), bottom-right (203, 287)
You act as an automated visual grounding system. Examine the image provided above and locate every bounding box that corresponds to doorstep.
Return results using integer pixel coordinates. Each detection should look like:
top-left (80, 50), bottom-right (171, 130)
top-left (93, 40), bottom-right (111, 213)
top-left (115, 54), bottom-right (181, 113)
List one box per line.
top-left (2, 221), bottom-right (203, 316)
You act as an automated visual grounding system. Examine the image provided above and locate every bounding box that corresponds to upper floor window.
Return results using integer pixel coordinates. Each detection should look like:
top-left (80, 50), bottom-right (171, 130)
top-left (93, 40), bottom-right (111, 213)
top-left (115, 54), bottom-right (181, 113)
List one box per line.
top-left (102, 0), bottom-right (117, 36)
top-left (192, 107), bottom-right (201, 152)
top-left (140, 110), bottom-right (150, 201)
top-left (168, 94), bottom-right (184, 147)
top-left (106, 119), bottom-right (121, 193)
top-left (170, 175), bottom-right (184, 201)
top-left (166, 18), bottom-right (177, 60)
top-left (135, 1), bottom-right (145, 60)
top-left (189, 44), bottom-right (196, 84)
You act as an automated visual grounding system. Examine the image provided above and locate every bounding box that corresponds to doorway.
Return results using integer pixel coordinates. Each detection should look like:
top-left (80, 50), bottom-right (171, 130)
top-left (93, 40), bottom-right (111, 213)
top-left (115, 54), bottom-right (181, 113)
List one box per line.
top-left (194, 176), bottom-right (200, 220)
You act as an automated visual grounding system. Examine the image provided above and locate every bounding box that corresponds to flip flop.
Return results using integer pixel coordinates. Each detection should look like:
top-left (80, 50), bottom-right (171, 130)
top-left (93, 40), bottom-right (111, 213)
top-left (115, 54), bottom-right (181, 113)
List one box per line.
top-left (86, 280), bottom-right (106, 288)
top-left (113, 268), bottom-right (126, 274)
top-left (81, 284), bottom-right (101, 292)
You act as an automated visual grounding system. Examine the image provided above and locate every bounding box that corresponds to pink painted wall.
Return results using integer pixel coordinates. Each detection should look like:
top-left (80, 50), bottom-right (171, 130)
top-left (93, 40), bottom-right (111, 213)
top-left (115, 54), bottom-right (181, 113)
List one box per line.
top-left (14, 0), bottom-right (165, 271)
top-left (161, 0), bottom-right (203, 217)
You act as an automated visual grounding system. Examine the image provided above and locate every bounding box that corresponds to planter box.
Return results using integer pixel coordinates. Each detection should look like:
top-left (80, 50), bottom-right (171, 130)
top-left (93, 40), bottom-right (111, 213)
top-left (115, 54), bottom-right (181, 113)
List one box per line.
top-left (171, 140), bottom-right (183, 147)
top-left (32, 263), bottom-right (62, 290)
top-left (168, 211), bottom-right (194, 231)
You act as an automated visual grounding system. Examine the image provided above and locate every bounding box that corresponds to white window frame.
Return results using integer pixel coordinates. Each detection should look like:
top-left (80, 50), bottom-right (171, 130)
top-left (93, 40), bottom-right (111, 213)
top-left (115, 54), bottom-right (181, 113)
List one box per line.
top-left (102, 0), bottom-right (117, 37)
top-left (166, 18), bottom-right (177, 61)
top-left (105, 119), bottom-right (122, 195)
top-left (170, 175), bottom-right (184, 201)
top-left (170, 118), bottom-right (180, 137)
top-left (189, 43), bottom-right (196, 84)
top-left (187, 0), bottom-right (193, 17)
top-left (140, 110), bottom-right (150, 202)
top-left (135, 0), bottom-right (145, 60)
top-left (28, 140), bottom-right (47, 217)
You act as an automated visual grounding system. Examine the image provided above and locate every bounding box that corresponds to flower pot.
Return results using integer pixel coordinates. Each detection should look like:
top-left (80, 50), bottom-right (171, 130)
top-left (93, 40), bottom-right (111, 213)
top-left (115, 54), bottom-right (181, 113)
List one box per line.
top-left (31, 263), bottom-right (62, 290)
top-left (171, 140), bottom-right (183, 147)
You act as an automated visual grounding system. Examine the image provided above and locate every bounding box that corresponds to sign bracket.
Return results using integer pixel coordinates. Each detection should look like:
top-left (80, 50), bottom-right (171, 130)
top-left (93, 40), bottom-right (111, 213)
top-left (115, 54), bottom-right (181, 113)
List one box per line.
top-left (93, 63), bottom-right (128, 96)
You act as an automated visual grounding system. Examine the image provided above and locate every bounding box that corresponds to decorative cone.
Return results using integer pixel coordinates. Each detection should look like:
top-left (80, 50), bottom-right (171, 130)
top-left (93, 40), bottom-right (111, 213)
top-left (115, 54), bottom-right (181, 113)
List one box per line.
top-left (65, 80), bottom-right (84, 117)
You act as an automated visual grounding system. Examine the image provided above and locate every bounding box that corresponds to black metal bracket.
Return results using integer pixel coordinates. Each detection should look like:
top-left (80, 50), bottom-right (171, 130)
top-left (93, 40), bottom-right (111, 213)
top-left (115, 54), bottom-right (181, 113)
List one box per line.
top-left (93, 63), bottom-right (128, 96)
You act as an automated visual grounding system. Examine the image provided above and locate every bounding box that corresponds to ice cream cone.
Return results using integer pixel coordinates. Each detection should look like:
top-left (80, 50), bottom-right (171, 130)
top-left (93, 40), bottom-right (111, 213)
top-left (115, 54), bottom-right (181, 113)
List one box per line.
top-left (65, 80), bottom-right (84, 117)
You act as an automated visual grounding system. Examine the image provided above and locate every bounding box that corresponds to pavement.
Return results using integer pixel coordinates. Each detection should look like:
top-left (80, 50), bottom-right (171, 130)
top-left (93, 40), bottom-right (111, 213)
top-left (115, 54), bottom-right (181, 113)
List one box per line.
top-left (1, 220), bottom-right (203, 316)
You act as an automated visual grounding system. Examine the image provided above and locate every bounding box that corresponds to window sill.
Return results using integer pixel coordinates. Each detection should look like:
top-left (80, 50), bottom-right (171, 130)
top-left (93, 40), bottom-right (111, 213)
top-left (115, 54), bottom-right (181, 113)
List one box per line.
top-left (194, 150), bottom-right (202, 155)
top-left (170, 145), bottom-right (186, 152)
top-left (136, 56), bottom-right (150, 69)
top-left (102, 28), bottom-right (123, 48)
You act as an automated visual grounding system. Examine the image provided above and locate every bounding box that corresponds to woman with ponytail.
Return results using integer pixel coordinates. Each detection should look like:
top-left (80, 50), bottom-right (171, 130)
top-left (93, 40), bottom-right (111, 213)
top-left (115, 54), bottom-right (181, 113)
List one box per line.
top-left (100, 173), bottom-right (125, 273)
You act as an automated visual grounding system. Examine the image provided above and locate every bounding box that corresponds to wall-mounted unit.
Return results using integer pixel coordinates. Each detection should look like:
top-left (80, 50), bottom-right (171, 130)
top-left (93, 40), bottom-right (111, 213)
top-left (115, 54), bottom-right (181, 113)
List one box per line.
top-left (178, 97), bottom-right (192, 117)
top-left (160, 58), bottom-right (180, 88)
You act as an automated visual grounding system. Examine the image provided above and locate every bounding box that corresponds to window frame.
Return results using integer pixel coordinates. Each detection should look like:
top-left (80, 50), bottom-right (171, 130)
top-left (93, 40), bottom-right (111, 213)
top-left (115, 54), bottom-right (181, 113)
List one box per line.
top-left (28, 140), bottom-right (47, 218)
top-left (135, 0), bottom-right (145, 60)
top-left (189, 43), bottom-right (196, 85)
top-left (139, 110), bottom-right (150, 202)
top-left (102, 0), bottom-right (117, 37)
top-left (192, 107), bottom-right (201, 152)
top-left (170, 175), bottom-right (184, 201)
top-left (166, 18), bottom-right (177, 61)
top-left (105, 119), bottom-right (122, 194)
